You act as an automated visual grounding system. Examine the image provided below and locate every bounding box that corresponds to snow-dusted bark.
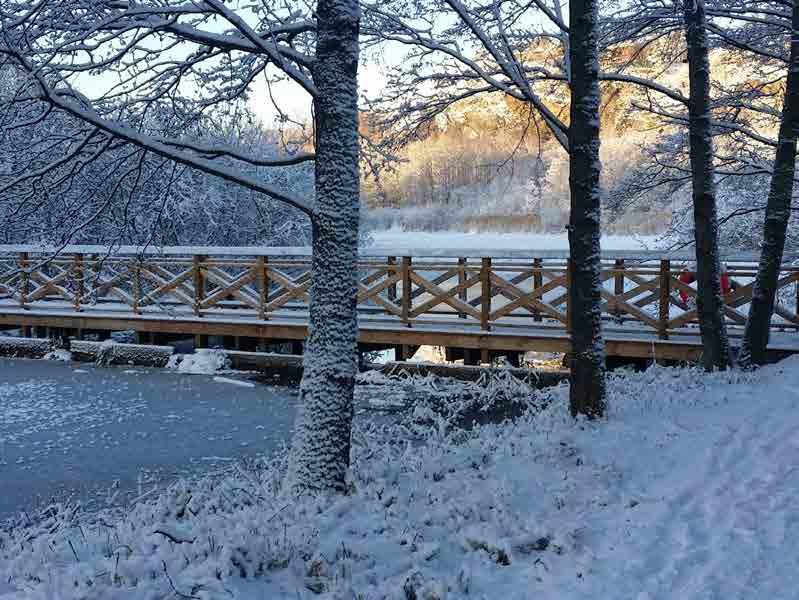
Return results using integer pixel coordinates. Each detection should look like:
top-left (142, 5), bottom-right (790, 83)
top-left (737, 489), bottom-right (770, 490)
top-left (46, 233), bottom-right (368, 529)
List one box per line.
top-left (740, 0), bottom-right (799, 366)
top-left (567, 0), bottom-right (606, 418)
top-left (684, 0), bottom-right (732, 370)
top-left (286, 0), bottom-right (361, 493)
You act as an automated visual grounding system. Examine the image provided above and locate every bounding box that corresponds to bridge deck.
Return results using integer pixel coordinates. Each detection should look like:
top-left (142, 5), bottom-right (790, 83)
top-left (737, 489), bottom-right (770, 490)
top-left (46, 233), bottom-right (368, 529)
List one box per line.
top-left (1, 247), bottom-right (798, 363)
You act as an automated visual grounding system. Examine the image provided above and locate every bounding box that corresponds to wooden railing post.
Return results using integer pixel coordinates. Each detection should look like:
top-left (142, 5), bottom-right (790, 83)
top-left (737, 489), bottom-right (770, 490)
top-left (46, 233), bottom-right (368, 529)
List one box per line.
top-left (659, 259), bottom-right (671, 340)
top-left (193, 254), bottom-right (206, 316)
top-left (481, 257), bottom-right (491, 331)
top-left (533, 257), bottom-right (543, 322)
top-left (18, 252), bottom-right (29, 309)
top-left (614, 258), bottom-right (625, 318)
top-left (387, 256), bottom-right (398, 304)
top-left (401, 256), bottom-right (412, 326)
top-left (458, 257), bottom-right (467, 319)
top-left (256, 256), bottom-right (268, 320)
top-left (90, 254), bottom-right (100, 302)
top-left (73, 253), bottom-right (84, 311)
top-left (132, 262), bottom-right (141, 315)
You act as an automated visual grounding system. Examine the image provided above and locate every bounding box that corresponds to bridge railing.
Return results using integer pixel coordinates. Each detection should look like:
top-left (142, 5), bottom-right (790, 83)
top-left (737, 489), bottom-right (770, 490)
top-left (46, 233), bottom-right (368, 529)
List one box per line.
top-left (0, 247), bottom-right (797, 338)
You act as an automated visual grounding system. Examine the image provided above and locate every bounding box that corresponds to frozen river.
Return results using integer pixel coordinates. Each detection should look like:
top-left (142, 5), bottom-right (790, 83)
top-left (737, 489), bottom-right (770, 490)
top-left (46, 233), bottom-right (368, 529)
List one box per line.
top-left (0, 359), bottom-right (299, 520)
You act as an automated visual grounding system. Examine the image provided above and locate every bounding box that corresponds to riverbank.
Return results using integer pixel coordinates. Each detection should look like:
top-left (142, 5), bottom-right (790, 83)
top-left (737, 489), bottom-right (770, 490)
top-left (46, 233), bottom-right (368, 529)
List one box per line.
top-left (3, 358), bottom-right (797, 598)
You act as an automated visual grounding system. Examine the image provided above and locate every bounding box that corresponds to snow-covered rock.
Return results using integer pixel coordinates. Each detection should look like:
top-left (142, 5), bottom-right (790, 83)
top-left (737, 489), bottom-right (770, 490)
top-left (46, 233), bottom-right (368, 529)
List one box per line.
top-left (168, 348), bottom-right (231, 374)
top-left (70, 339), bottom-right (174, 367)
top-left (0, 336), bottom-right (54, 359)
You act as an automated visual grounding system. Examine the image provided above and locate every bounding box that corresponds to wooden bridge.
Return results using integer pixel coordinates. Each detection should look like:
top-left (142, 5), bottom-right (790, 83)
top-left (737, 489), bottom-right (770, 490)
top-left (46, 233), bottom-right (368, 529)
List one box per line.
top-left (1, 245), bottom-right (798, 365)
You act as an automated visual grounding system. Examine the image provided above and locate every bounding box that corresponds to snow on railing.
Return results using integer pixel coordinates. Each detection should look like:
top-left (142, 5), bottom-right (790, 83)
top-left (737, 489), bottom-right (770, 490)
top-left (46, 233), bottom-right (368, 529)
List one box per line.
top-left (0, 243), bottom-right (789, 261)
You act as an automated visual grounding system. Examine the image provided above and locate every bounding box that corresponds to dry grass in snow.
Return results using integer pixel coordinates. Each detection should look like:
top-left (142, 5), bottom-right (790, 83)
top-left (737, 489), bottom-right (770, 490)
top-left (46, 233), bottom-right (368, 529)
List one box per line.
top-left (2, 359), bottom-right (798, 599)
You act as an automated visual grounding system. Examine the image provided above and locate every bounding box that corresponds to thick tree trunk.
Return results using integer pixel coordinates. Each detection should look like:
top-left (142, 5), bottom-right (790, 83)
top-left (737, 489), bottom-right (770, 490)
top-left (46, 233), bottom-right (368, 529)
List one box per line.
top-left (684, 0), bottom-right (731, 370)
top-left (567, 0), bottom-right (606, 418)
top-left (740, 0), bottom-right (799, 366)
top-left (286, 0), bottom-right (360, 493)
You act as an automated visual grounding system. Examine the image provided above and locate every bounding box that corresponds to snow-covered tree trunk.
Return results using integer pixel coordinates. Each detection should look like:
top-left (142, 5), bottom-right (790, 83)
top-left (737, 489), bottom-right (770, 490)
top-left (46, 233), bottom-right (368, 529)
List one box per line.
top-left (567, 0), bottom-right (606, 418)
top-left (740, 0), bottom-right (799, 366)
top-left (286, 0), bottom-right (361, 493)
top-left (683, 0), bottom-right (731, 370)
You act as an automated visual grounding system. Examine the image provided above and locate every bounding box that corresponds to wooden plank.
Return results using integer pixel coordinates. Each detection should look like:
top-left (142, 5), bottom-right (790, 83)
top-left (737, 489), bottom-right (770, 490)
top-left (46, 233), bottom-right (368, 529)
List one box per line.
top-left (132, 263), bottom-right (141, 314)
top-left (200, 269), bottom-right (258, 309)
top-left (468, 268), bottom-right (534, 308)
top-left (614, 258), bottom-right (625, 318)
top-left (357, 280), bottom-right (404, 317)
top-left (357, 272), bottom-right (403, 302)
top-left (27, 270), bottom-right (71, 302)
top-left (409, 271), bottom-right (480, 318)
top-left (533, 258), bottom-right (543, 322)
top-left (265, 268), bottom-right (312, 311)
top-left (93, 267), bottom-right (134, 302)
top-left (458, 258), bottom-right (467, 319)
top-left (409, 267), bottom-right (460, 301)
top-left (146, 264), bottom-right (196, 303)
top-left (257, 256), bottom-right (267, 320)
top-left (387, 256), bottom-right (397, 304)
top-left (18, 252), bottom-right (28, 308)
top-left (481, 258), bottom-right (490, 330)
top-left (73, 253), bottom-right (84, 310)
top-left (138, 267), bottom-right (195, 307)
top-left (487, 273), bottom-right (567, 323)
top-left (203, 266), bottom-right (260, 307)
top-left (408, 271), bottom-right (482, 320)
top-left (601, 288), bottom-right (661, 330)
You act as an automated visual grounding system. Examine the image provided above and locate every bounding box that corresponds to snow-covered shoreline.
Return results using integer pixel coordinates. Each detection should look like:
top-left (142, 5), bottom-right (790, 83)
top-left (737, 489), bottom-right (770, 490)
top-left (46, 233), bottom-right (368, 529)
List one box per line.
top-left (3, 360), bottom-right (798, 599)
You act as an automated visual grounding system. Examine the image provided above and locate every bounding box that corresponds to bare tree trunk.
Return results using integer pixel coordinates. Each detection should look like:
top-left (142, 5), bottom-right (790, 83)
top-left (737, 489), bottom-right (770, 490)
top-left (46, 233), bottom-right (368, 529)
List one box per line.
top-left (286, 0), bottom-right (361, 493)
top-left (740, 0), bottom-right (799, 366)
top-left (684, 0), bottom-right (731, 370)
top-left (568, 0), bottom-right (606, 418)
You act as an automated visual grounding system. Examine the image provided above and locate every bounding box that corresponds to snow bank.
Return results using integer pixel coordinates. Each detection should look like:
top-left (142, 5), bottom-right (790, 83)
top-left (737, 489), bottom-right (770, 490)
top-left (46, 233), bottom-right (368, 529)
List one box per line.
top-left (43, 348), bottom-right (72, 362)
top-left (168, 348), bottom-right (231, 374)
top-left (2, 360), bottom-right (799, 599)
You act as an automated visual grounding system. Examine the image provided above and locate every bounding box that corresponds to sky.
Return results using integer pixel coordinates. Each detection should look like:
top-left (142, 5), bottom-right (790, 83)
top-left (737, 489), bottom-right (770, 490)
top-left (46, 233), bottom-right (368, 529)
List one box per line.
top-left (248, 59), bottom-right (391, 126)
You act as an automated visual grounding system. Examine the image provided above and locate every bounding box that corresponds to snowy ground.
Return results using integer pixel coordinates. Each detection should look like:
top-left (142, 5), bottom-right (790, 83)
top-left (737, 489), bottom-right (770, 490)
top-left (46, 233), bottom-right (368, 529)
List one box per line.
top-left (368, 229), bottom-right (661, 252)
top-left (0, 359), bottom-right (299, 519)
top-left (2, 358), bottom-right (798, 599)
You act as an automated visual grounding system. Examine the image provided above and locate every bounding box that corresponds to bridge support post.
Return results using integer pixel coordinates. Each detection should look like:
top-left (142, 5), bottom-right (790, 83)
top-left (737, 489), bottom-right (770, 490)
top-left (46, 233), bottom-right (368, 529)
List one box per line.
top-left (659, 259), bottom-right (671, 340)
top-left (463, 348), bottom-right (480, 366)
